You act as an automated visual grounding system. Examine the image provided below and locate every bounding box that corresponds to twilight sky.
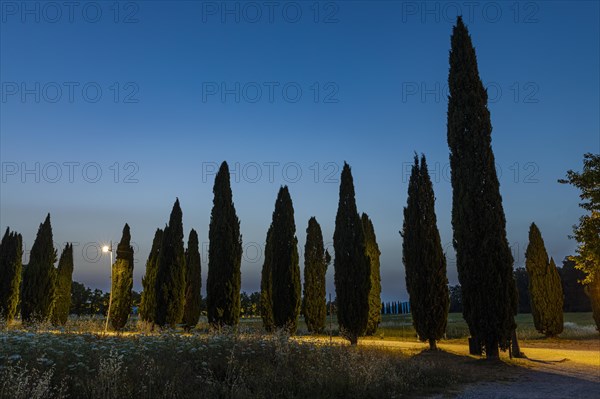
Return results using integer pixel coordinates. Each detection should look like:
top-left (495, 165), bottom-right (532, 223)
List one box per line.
top-left (1, 1), bottom-right (598, 302)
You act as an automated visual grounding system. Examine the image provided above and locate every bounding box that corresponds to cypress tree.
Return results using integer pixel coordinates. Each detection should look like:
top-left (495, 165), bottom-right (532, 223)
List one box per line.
top-left (0, 228), bottom-right (23, 322)
top-left (155, 199), bottom-right (186, 327)
top-left (302, 217), bottom-right (329, 333)
top-left (140, 228), bottom-right (163, 324)
top-left (525, 223), bottom-right (564, 337)
top-left (51, 243), bottom-right (74, 326)
top-left (260, 226), bottom-right (275, 331)
top-left (402, 155), bottom-right (449, 350)
top-left (447, 17), bottom-right (518, 357)
top-left (334, 162), bottom-right (371, 345)
top-left (207, 161), bottom-right (242, 327)
top-left (182, 229), bottom-right (202, 330)
top-left (362, 213), bottom-right (382, 336)
top-left (21, 214), bottom-right (57, 322)
top-left (108, 224), bottom-right (134, 330)
top-left (267, 186), bottom-right (301, 334)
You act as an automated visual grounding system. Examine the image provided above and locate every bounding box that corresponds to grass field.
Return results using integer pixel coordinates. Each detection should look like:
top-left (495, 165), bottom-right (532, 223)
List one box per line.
top-left (0, 313), bottom-right (597, 398)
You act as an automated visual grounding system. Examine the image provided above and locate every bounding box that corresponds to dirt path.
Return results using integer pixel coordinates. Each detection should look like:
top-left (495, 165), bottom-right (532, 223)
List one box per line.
top-left (297, 337), bottom-right (600, 398)
top-left (443, 346), bottom-right (599, 399)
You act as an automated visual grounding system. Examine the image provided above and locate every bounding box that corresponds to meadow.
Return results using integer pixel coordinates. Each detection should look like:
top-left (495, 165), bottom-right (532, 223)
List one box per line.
top-left (0, 313), bottom-right (597, 399)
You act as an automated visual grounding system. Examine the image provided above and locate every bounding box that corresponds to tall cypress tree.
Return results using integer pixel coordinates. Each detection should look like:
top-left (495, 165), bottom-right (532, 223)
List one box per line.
top-left (402, 155), bottom-right (449, 350)
top-left (108, 224), bottom-right (134, 330)
top-left (21, 214), bottom-right (57, 322)
top-left (302, 217), bottom-right (329, 333)
top-left (362, 213), bottom-right (382, 336)
top-left (268, 186), bottom-right (301, 334)
top-left (207, 162), bottom-right (242, 327)
top-left (525, 223), bottom-right (564, 337)
top-left (260, 226), bottom-right (275, 331)
top-left (447, 17), bottom-right (517, 357)
top-left (334, 162), bottom-right (371, 345)
top-left (182, 229), bottom-right (202, 330)
top-left (155, 199), bottom-right (186, 327)
top-left (140, 228), bottom-right (163, 324)
top-left (51, 243), bottom-right (74, 326)
top-left (0, 228), bottom-right (23, 322)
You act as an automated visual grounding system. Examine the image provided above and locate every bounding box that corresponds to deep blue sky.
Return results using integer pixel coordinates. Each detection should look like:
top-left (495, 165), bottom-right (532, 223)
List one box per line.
top-left (1, 1), bottom-right (598, 301)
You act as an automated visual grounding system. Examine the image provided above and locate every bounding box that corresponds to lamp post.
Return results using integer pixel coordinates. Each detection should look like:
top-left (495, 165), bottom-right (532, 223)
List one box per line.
top-left (102, 242), bottom-right (113, 333)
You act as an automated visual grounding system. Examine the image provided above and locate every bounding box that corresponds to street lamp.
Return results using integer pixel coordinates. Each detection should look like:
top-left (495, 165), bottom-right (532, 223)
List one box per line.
top-left (102, 242), bottom-right (113, 332)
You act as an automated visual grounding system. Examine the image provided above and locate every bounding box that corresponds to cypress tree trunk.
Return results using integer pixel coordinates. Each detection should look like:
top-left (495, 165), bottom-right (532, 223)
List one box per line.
top-left (182, 229), bottom-right (202, 330)
top-left (334, 162), bottom-right (370, 345)
top-left (362, 214), bottom-right (382, 336)
top-left (402, 155), bottom-right (449, 350)
top-left (108, 224), bottom-right (134, 331)
top-left (207, 162), bottom-right (242, 327)
top-left (429, 339), bottom-right (437, 351)
top-left (155, 200), bottom-right (186, 327)
top-left (21, 214), bottom-right (57, 323)
top-left (447, 17), bottom-right (517, 358)
top-left (302, 217), bottom-right (329, 334)
top-left (140, 228), bottom-right (163, 325)
top-left (510, 329), bottom-right (524, 358)
top-left (0, 228), bottom-right (23, 322)
top-left (51, 243), bottom-right (74, 326)
top-left (585, 280), bottom-right (600, 333)
top-left (269, 186), bottom-right (301, 334)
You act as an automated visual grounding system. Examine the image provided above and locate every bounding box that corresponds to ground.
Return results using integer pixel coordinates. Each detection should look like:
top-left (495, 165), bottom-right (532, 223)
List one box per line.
top-left (290, 335), bottom-right (599, 398)
top-left (0, 313), bottom-right (598, 398)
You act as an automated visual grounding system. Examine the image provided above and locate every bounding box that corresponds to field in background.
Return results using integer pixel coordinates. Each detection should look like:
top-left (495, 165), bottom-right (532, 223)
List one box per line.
top-left (2, 312), bottom-right (596, 340)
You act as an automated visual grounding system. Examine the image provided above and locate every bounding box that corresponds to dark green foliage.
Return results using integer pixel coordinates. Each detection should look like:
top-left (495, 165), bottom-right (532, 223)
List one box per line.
top-left (207, 162), bottom-right (243, 327)
top-left (260, 226), bottom-right (274, 331)
top-left (70, 281), bottom-right (91, 315)
top-left (155, 200), bottom-right (186, 327)
top-left (402, 155), bottom-right (449, 350)
top-left (21, 214), bottom-right (57, 322)
top-left (514, 268), bottom-right (531, 313)
top-left (183, 229), bottom-right (202, 330)
top-left (559, 153), bottom-right (600, 331)
top-left (0, 228), bottom-right (23, 321)
top-left (449, 285), bottom-right (462, 313)
top-left (525, 223), bottom-right (564, 336)
top-left (108, 224), bottom-right (135, 330)
top-left (140, 228), bottom-right (163, 324)
top-left (264, 187), bottom-right (301, 334)
top-left (52, 243), bottom-right (74, 326)
top-left (446, 17), bottom-right (517, 357)
top-left (362, 213), bottom-right (382, 336)
top-left (302, 217), bottom-right (329, 333)
top-left (333, 162), bottom-right (371, 345)
top-left (241, 291), bottom-right (261, 316)
top-left (588, 278), bottom-right (600, 332)
top-left (559, 258), bottom-right (592, 312)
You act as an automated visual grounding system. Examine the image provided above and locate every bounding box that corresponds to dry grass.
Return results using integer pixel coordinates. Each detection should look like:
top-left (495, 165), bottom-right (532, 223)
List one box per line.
top-left (0, 328), bottom-right (514, 399)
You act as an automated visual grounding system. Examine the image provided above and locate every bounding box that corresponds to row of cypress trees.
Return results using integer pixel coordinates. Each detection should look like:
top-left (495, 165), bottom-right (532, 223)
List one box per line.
top-left (0, 215), bottom-right (75, 325)
top-left (332, 163), bottom-right (382, 344)
top-left (258, 179), bottom-right (382, 339)
top-left (0, 215), bottom-right (138, 330)
top-left (139, 162), bottom-right (238, 330)
top-left (139, 199), bottom-right (202, 330)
